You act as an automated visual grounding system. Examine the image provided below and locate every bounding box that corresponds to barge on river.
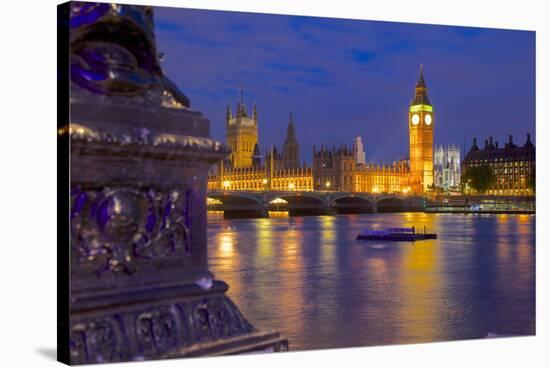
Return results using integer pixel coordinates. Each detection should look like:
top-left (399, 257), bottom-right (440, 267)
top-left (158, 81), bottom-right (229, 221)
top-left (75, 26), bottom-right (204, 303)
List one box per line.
top-left (356, 227), bottom-right (437, 242)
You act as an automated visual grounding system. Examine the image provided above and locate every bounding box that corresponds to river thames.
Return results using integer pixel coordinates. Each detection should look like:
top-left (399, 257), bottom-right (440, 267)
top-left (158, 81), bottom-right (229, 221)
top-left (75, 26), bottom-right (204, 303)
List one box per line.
top-left (207, 212), bottom-right (535, 351)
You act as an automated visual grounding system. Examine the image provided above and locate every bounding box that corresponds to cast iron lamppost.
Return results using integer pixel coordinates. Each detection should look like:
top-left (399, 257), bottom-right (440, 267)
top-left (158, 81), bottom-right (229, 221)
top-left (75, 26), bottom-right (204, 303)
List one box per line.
top-left (59, 3), bottom-right (287, 364)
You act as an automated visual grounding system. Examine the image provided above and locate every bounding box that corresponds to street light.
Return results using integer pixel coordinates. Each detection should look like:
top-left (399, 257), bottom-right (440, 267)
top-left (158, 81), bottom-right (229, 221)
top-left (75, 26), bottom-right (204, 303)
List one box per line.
top-left (325, 181), bottom-right (331, 190)
top-left (223, 180), bottom-right (231, 189)
top-left (288, 182), bottom-right (295, 191)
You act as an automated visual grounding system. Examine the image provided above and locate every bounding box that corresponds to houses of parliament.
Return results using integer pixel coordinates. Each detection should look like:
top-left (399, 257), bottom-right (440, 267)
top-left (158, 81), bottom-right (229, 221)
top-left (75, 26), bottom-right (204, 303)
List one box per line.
top-left (208, 68), bottom-right (435, 194)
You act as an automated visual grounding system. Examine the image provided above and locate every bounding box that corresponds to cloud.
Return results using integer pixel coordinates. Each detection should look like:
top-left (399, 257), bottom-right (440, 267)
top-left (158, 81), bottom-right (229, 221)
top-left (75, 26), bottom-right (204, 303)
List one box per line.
top-left (348, 49), bottom-right (375, 63)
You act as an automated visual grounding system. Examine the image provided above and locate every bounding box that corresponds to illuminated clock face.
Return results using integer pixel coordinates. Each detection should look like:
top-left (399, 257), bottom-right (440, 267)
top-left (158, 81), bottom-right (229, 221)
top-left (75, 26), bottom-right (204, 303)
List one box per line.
top-left (425, 114), bottom-right (432, 125)
top-left (411, 114), bottom-right (420, 125)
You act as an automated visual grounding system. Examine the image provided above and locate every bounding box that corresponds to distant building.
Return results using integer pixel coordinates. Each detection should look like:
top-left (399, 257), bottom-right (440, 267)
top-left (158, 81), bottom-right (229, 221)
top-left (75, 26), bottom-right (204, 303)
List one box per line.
top-left (313, 144), bottom-right (410, 193)
top-left (211, 94), bottom-right (312, 191)
top-left (463, 134), bottom-right (535, 196)
top-left (434, 144), bottom-right (461, 190)
top-left (282, 111), bottom-right (300, 169)
top-left (313, 144), bottom-right (356, 192)
top-left (353, 136), bottom-right (366, 165)
top-left (209, 67), bottom-right (438, 194)
top-left (225, 86), bottom-right (258, 168)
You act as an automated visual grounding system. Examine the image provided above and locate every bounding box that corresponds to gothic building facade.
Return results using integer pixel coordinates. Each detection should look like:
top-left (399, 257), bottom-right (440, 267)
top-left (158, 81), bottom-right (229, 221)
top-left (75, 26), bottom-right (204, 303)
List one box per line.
top-left (211, 94), bottom-right (312, 191)
top-left (225, 88), bottom-right (258, 168)
top-left (209, 68), bottom-right (438, 194)
top-left (434, 144), bottom-right (461, 191)
top-left (312, 144), bottom-right (410, 193)
top-left (264, 111), bottom-right (302, 170)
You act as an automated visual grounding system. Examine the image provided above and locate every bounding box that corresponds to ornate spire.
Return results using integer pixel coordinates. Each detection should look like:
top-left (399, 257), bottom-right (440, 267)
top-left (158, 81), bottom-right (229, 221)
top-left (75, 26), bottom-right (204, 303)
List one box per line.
top-left (240, 81), bottom-right (244, 104)
top-left (416, 63), bottom-right (427, 89)
top-left (253, 102), bottom-right (258, 121)
top-left (287, 110), bottom-right (296, 138)
top-left (411, 64), bottom-right (431, 106)
top-left (226, 104), bottom-right (232, 123)
top-left (236, 82), bottom-right (247, 118)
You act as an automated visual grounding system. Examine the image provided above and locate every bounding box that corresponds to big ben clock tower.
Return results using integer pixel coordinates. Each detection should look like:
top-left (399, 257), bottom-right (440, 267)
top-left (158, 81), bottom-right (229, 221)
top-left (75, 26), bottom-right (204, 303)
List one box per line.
top-left (409, 65), bottom-right (434, 193)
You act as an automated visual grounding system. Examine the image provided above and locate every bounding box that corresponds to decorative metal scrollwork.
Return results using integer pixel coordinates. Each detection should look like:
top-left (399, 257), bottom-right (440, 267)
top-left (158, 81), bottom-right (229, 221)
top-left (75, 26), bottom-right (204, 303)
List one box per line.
top-left (70, 186), bottom-right (193, 276)
top-left (135, 306), bottom-right (181, 356)
top-left (192, 298), bottom-right (254, 341)
top-left (70, 317), bottom-right (128, 364)
top-left (69, 296), bottom-right (256, 364)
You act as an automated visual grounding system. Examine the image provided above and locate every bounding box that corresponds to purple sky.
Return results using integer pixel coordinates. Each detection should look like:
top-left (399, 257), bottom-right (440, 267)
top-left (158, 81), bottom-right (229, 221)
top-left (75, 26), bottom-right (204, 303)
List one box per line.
top-left (154, 6), bottom-right (535, 164)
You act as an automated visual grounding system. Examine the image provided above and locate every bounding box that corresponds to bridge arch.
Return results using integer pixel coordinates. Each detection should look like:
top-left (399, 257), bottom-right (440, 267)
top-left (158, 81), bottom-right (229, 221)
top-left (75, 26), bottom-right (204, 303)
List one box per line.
top-left (207, 192), bottom-right (266, 218)
top-left (331, 195), bottom-right (376, 214)
top-left (267, 192), bottom-right (329, 216)
top-left (376, 196), bottom-right (410, 212)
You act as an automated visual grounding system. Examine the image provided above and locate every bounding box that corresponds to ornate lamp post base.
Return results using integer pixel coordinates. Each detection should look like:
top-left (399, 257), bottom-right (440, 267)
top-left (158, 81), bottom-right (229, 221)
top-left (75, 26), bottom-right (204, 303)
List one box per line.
top-left (63, 100), bottom-right (288, 364)
top-left (60, 4), bottom-right (287, 363)
top-left (69, 280), bottom-right (287, 364)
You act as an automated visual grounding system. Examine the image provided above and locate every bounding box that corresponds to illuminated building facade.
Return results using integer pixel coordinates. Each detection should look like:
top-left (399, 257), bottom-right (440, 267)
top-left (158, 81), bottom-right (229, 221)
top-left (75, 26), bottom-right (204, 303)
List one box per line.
top-left (355, 161), bottom-right (410, 193)
top-left (208, 165), bottom-right (313, 192)
top-left (209, 68), bottom-right (439, 194)
top-left (225, 87), bottom-right (258, 168)
top-left (463, 134), bottom-right (535, 196)
top-left (409, 65), bottom-right (434, 193)
top-left (434, 144), bottom-right (461, 191)
top-left (313, 144), bottom-right (356, 192)
top-left (312, 144), bottom-right (410, 193)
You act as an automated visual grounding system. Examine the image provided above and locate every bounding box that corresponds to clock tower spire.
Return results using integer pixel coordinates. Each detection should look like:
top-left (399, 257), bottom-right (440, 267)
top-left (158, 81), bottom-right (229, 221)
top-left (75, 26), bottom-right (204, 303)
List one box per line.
top-left (409, 64), bottom-right (434, 193)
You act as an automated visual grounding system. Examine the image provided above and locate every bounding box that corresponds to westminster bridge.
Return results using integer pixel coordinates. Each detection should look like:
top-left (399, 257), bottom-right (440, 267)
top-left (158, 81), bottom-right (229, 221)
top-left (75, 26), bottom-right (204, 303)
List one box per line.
top-left (207, 190), bottom-right (430, 218)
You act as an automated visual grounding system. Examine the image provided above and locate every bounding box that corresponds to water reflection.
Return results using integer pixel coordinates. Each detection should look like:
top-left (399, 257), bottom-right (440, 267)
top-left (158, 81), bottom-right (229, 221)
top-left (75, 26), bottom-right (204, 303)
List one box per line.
top-left (207, 213), bottom-right (535, 350)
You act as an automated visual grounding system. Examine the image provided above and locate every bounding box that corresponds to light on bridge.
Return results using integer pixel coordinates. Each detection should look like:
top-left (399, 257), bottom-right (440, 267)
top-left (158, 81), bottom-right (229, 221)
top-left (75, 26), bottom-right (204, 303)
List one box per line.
top-left (270, 198), bottom-right (288, 204)
top-left (206, 197), bottom-right (222, 205)
top-left (325, 181), bottom-right (331, 189)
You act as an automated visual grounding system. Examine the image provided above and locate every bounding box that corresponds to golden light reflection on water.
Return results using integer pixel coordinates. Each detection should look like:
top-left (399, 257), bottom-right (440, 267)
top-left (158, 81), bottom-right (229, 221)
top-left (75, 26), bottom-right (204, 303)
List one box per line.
top-left (515, 214), bottom-right (534, 282)
top-left (517, 214), bottom-right (530, 223)
top-left (320, 216), bottom-right (336, 263)
top-left (207, 212), bottom-right (535, 350)
top-left (367, 257), bottom-right (388, 277)
top-left (397, 212), bottom-right (443, 342)
top-left (496, 213), bottom-right (512, 261)
top-left (495, 214), bottom-right (534, 278)
top-left (260, 217), bottom-right (306, 339)
top-left (219, 233), bottom-right (234, 256)
top-left (256, 218), bottom-right (274, 259)
top-left (211, 230), bottom-right (243, 301)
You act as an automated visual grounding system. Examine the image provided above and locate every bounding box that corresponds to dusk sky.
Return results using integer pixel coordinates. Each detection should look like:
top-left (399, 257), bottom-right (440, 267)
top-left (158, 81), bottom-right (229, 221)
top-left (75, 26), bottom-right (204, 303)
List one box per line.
top-left (154, 6), bottom-right (535, 164)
